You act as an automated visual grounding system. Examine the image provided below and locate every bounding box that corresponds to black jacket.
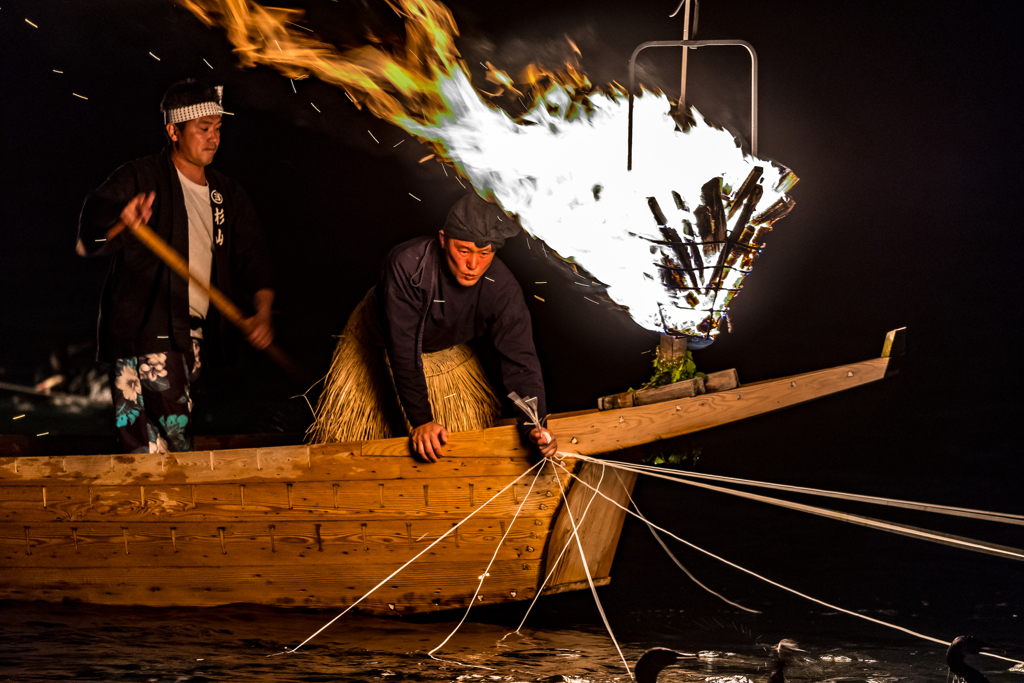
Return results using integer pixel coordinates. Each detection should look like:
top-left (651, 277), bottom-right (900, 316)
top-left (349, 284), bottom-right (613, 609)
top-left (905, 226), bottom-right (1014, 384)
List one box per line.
top-left (371, 236), bottom-right (547, 433)
top-left (78, 147), bottom-right (274, 363)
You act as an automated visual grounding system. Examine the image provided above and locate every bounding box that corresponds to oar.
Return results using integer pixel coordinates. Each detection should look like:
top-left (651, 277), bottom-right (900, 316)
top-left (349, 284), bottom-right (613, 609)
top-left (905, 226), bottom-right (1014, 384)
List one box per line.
top-left (107, 219), bottom-right (310, 382)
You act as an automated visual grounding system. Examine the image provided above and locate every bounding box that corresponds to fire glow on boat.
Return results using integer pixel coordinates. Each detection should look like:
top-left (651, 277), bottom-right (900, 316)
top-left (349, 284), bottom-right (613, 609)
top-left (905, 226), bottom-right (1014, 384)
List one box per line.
top-left (181, 0), bottom-right (796, 338)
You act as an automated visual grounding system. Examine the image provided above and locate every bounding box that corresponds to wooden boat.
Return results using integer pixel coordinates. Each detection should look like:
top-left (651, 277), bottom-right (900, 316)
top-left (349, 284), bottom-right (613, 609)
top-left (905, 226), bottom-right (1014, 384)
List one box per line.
top-left (0, 329), bottom-right (904, 614)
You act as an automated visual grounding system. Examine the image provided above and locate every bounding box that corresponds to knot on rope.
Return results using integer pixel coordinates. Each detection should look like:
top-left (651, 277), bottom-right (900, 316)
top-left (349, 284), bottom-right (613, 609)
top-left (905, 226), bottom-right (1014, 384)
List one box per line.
top-left (508, 391), bottom-right (563, 460)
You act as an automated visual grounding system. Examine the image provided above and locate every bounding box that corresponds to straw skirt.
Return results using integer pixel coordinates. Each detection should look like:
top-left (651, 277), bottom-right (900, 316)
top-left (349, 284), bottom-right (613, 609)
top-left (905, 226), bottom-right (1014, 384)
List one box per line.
top-left (307, 292), bottom-right (501, 444)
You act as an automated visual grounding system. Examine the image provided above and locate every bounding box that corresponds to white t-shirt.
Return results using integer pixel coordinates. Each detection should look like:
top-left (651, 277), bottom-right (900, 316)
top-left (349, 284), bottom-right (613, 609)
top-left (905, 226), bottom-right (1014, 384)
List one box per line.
top-left (176, 169), bottom-right (214, 337)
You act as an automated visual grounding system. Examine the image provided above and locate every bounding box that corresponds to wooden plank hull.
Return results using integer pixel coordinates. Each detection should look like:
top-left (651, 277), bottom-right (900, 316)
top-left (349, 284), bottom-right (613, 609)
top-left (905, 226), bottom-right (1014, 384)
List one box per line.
top-left (0, 329), bottom-right (902, 613)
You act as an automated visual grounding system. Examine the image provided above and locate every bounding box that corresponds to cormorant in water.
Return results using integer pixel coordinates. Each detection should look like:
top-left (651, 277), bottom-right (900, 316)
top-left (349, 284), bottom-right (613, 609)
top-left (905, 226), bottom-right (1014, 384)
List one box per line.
top-left (635, 647), bottom-right (697, 683)
top-left (947, 635), bottom-right (990, 683)
top-left (767, 639), bottom-right (804, 683)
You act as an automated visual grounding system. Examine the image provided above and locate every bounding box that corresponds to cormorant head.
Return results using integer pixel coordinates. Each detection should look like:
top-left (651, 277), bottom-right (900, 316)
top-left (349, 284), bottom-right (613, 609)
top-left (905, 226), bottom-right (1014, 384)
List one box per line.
top-left (635, 647), bottom-right (697, 683)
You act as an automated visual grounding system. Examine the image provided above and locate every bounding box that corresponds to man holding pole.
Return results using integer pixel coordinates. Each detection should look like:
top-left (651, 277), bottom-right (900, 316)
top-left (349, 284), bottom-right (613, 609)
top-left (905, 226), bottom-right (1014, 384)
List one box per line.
top-left (77, 79), bottom-right (275, 453)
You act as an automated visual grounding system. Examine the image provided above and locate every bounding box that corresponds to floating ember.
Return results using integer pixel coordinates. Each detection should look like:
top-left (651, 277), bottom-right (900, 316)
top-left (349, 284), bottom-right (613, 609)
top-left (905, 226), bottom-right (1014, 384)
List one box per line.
top-left (181, 0), bottom-right (797, 339)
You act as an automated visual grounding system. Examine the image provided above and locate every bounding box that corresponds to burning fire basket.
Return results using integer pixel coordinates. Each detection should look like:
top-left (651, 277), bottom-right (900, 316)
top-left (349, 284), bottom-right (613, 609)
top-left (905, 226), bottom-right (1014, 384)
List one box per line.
top-left (624, 35), bottom-right (795, 344)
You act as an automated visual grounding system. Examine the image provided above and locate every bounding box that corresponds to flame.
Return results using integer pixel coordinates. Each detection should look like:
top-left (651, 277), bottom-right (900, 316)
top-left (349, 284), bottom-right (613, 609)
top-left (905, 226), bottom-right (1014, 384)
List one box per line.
top-left (181, 0), bottom-right (796, 338)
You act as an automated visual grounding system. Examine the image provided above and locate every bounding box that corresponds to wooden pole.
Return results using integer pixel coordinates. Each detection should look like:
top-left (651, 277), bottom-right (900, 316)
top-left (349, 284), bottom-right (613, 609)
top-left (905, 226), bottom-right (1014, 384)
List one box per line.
top-left (679, 0), bottom-right (692, 115)
top-left (107, 220), bottom-right (309, 381)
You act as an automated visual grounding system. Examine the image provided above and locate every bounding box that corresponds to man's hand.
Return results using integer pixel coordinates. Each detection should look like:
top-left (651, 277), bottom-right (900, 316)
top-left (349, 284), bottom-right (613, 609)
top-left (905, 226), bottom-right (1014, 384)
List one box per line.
top-left (529, 427), bottom-right (558, 459)
top-left (411, 421), bottom-right (448, 463)
top-left (243, 310), bottom-right (274, 350)
top-left (244, 288), bottom-right (275, 350)
top-left (120, 192), bottom-right (155, 229)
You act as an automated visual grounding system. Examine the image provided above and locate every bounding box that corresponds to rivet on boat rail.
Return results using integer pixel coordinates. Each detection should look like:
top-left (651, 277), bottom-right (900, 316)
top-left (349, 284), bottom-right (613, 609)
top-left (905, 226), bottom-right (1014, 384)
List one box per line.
top-left (239, 484), bottom-right (246, 509)
top-left (171, 527), bottom-right (177, 552)
top-left (510, 589), bottom-right (517, 597)
top-left (388, 603), bottom-right (396, 610)
top-left (847, 370), bottom-right (854, 377)
top-left (41, 487), bottom-right (46, 508)
top-left (570, 437), bottom-right (578, 444)
top-left (534, 519), bottom-right (543, 526)
top-left (522, 563), bottom-right (530, 570)
top-left (737, 392), bottom-right (743, 400)
top-left (675, 405), bottom-right (681, 411)
top-left (791, 381), bottom-right (796, 387)
top-left (619, 417), bottom-right (625, 423)
top-left (71, 527), bottom-right (79, 552)
top-left (526, 546), bottom-right (535, 553)
top-left (218, 527), bottom-right (227, 554)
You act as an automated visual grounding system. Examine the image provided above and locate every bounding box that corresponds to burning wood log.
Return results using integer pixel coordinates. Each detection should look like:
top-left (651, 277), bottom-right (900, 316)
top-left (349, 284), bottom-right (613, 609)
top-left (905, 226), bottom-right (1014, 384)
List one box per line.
top-left (726, 166), bottom-right (763, 220)
top-left (752, 197), bottom-right (796, 225)
top-left (647, 197), bottom-right (701, 291)
top-left (700, 177), bottom-right (728, 257)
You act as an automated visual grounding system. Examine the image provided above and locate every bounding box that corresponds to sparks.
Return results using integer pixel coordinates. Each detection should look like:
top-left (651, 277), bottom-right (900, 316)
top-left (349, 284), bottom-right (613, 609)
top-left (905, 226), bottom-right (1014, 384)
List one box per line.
top-left (95, 238), bottom-right (106, 242)
top-left (534, 295), bottom-right (545, 302)
top-left (275, 39), bottom-right (282, 51)
top-left (368, 130), bottom-right (379, 143)
top-left (444, 394), bottom-right (456, 399)
top-left (393, 140), bottom-right (404, 148)
top-left (310, 102), bottom-right (320, 112)
top-left (53, 69), bottom-right (63, 74)
top-left (290, 79), bottom-right (296, 93)
top-left (72, 93), bottom-right (87, 100)
top-left (535, 281), bottom-right (546, 284)
top-left (584, 297), bottom-right (600, 305)
top-left (484, 277), bottom-right (494, 282)
top-left (149, 52), bottom-right (161, 61)
top-left (286, 21), bottom-right (313, 32)
top-left (418, 154), bottom-right (434, 163)
top-left (13, 415), bottom-right (25, 420)
top-left (24, 18), bottom-right (38, 28)
top-left (408, 193), bottom-right (421, 201)
top-left (203, 58), bottom-right (213, 69)
top-left (36, 432), bottom-right (49, 437)
top-left (157, 335), bottom-right (169, 339)
top-left (455, 177), bottom-right (464, 188)
top-left (433, 300), bottom-right (444, 303)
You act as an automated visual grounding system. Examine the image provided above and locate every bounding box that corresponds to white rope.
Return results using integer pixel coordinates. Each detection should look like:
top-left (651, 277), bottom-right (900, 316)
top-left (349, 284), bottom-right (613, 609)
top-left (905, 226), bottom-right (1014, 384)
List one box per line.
top-left (569, 455), bottom-right (1024, 562)
top-left (551, 460), bottom-right (633, 680)
top-left (277, 459), bottom-right (545, 655)
top-left (428, 462), bottom-right (546, 655)
top-left (601, 458), bottom-right (1023, 526)
top-left (509, 457), bottom-right (611, 635)
top-left (610, 469), bottom-right (760, 613)
top-left (554, 457), bottom-right (1024, 667)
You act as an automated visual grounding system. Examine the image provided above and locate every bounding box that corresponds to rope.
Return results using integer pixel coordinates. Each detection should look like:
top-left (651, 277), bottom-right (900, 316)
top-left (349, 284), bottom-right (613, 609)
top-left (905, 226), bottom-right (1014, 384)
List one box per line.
top-left (606, 460), bottom-right (1023, 526)
top-left (277, 459), bottom-right (545, 656)
top-left (509, 458), bottom-right (612, 634)
top-left (610, 469), bottom-right (760, 613)
top-left (573, 456), bottom-right (1024, 561)
top-left (554, 456), bottom-right (1024, 667)
top-left (428, 462), bottom-right (546, 655)
top-left (550, 460), bottom-right (633, 679)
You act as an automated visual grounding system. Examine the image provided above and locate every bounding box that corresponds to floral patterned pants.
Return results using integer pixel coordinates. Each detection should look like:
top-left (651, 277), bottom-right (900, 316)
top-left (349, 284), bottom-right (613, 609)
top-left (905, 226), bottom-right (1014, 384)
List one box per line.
top-left (109, 339), bottom-right (202, 453)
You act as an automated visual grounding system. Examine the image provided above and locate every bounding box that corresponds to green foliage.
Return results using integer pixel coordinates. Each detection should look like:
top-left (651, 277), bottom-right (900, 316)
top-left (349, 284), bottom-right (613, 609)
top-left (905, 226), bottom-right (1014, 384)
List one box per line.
top-left (642, 446), bottom-right (702, 468)
top-left (639, 348), bottom-right (707, 390)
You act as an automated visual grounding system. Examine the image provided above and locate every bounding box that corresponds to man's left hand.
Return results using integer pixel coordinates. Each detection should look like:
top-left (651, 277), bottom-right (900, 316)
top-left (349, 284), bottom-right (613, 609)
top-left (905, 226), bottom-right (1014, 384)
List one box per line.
top-left (529, 427), bottom-right (558, 459)
top-left (244, 311), bottom-right (274, 350)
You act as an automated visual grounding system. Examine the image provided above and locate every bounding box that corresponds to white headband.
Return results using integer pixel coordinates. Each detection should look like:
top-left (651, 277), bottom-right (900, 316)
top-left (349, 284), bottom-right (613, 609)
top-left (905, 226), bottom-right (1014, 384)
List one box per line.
top-left (164, 85), bottom-right (224, 125)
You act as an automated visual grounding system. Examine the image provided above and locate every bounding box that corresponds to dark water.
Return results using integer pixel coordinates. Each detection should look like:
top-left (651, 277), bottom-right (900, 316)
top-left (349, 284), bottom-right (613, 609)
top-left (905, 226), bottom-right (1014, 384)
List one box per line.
top-left (3, 575), bottom-right (1021, 681)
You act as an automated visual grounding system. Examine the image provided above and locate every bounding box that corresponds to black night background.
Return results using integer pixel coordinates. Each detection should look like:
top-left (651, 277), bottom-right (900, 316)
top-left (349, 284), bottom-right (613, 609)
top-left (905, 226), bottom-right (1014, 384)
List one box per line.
top-left (1, 0), bottom-right (1022, 679)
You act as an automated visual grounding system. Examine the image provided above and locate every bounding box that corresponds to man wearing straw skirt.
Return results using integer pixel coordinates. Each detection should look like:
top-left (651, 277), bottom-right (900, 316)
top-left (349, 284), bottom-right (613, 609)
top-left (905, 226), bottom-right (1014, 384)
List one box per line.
top-left (310, 192), bottom-right (558, 462)
top-left (77, 80), bottom-right (275, 453)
